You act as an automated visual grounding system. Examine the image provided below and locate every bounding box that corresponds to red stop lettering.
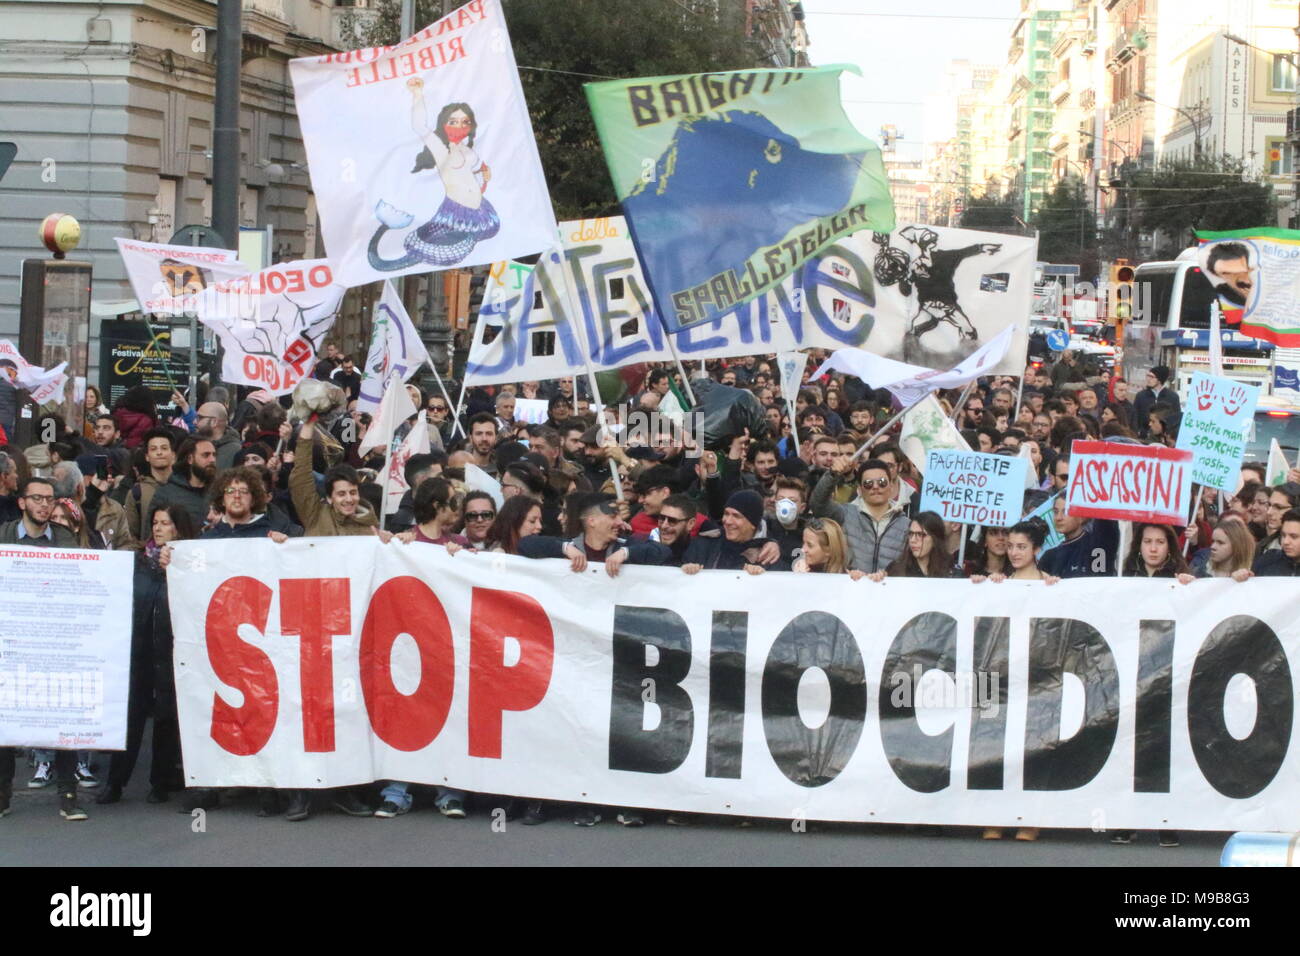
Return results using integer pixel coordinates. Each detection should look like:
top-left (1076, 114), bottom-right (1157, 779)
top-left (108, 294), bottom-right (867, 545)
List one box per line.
top-left (468, 587), bottom-right (554, 759)
top-left (359, 576), bottom-right (454, 751)
top-left (206, 576), bottom-right (277, 756)
top-left (280, 578), bottom-right (350, 752)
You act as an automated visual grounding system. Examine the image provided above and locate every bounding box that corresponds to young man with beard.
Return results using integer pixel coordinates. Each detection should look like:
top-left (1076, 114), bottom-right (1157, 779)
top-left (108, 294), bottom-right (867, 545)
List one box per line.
top-left (124, 428), bottom-right (177, 545)
top-left (649, 493), bottom-right (704, 566)
top-left (201, 467), bottom-right (291, 541)
top-left (150, 436), bottom-right (217, 529)
top-left (464, 412), bottom-right (499, 477)
top-left (195, 401), bottom-right (241, 470)
top-left (0, 477), bottom-right (86, 821)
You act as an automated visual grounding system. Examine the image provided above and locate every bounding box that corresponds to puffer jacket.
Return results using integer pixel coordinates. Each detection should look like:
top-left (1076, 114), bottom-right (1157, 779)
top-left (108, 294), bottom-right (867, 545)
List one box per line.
top-left (113, 407), bottom-right (157, 449)
top-left (810, 470), bottom-right (908, 573)
top-left (289, 435), bottom-right (378, 537)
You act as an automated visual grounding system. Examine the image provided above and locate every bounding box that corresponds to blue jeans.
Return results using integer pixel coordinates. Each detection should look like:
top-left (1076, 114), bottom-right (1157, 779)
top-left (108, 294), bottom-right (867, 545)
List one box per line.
top-left (379, 781), bottom-right (466, 811)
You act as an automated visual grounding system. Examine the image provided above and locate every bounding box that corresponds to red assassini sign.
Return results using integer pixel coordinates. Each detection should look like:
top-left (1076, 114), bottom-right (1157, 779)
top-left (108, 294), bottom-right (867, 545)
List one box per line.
top-left (1065, 440), bottom-right (1194, 525)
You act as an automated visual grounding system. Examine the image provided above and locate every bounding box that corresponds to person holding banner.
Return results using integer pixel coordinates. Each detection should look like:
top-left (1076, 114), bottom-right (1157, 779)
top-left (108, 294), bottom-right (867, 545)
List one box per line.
top-left (1039, 494), bottom-right (1120, 579)
top-left (963, 526), bottom-right (1010, 578)
top-left (791, 517), bottom-right (857, 577)
top-left (1181, 517), bottom-right (1256, 582)
top-left (971, 519), bottom-right (1058, 586)
top-left (1121, 525), bottom-right (1190, 578)
top-left (867, 512), bottom-right (956, 581)
top-left (0, 477), bottom-right (87, 821)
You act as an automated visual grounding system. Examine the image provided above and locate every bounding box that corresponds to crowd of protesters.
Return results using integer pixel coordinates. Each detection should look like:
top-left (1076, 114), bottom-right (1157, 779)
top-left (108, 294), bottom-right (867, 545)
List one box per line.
top-left (1, 343), bottom-right (1296, 841)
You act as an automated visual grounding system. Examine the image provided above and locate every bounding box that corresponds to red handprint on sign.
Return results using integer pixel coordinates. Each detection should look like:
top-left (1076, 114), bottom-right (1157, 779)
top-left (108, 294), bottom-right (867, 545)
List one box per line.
top-left (1221, 385), bottom-right (1248, 417)
top-left (1194, 376), bottom-right (1216, 411)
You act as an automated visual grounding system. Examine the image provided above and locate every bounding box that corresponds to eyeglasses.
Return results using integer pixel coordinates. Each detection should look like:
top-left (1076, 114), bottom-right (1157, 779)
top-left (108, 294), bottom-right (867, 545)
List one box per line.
top-left (23, 493), bottom-right (54, 504)
top-left (428, 405), bottom-right (448, 413)
top-left (657, 514), bottom-right (687, 525)
top-left (224, 487), bottom-right (251, 497)
top-left (860, 477), bottom-right (890, 489)
top-left (1054, 471), bottom-right (1069, 480)
top-left (906, 530), bottom-right (928, 539)
top-left (465, 511), bottom-right (496, 521)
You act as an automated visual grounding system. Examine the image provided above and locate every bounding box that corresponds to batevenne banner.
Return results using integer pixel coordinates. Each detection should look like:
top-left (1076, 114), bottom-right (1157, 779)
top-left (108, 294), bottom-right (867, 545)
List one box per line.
top-left (586, 65), bottom-right (896, 332)
top-left (169, 539), bottom-right (1300, 832)
top-left (289, 0), bottom-right (557, 288)
top-left (466, 218), bottom-right (1037, 386)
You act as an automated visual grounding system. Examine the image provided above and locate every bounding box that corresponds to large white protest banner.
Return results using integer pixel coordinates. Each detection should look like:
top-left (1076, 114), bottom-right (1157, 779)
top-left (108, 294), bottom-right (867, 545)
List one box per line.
top-left (170, 538), bottom-right (1300, 831)
top-left (289, 0), bottom-right (557, 288)
top-left (0, 547), bottom-right (132, 750)
top-left (114, 238), bottom-right (249, 316)
top-left (193, 259), bottom-right (346, 395)
top-left (466, 220), bottom-right (1034, 385)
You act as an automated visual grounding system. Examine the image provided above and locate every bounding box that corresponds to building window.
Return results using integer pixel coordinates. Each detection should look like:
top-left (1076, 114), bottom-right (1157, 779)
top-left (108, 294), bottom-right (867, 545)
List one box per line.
top-left (1273, 54), bottom-right (1297, 93)
top-left (1268, 138), bottom-right (1293, 177)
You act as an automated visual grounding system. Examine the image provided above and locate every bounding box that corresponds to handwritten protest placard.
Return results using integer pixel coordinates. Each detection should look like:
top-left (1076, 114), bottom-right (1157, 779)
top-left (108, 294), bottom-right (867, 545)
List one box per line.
top-left (1175, 372), bottom-right (1260, 491)
top-left (921, 450), bottom-right (1027, 526)
top-left (1066, 440), bottom-right (1193, 524)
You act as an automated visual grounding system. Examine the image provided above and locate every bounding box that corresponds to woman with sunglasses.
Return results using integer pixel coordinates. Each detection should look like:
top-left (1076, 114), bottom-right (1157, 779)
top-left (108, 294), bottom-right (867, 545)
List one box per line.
top-left (456, 490), bottom-right (496, 551)
top-left (867, 511), bottom-right (955, 581)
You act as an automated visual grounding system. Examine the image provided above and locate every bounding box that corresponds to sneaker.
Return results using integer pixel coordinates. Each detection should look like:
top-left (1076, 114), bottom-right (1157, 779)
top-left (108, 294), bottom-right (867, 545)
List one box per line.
top-left (521, 800), bottom-right (547, 826)
top-left (374, 800), bottom-right (409, 819)
top-left (1014, 827), bottom-right (1039, 842)
top-left (28, 762), bottom-right (51, 788)
top-left (59, 793), bottom-right (88, 821)
top-left (1110, 831), bottom-right (1135, 845)
top-left (616, 810), bottom-right (645, 827)
top-left (664, 813), bottom-right (694, 827)
top-left (982, 827), bottom-right (1004, 840)
top-left (1159, 830), bottom-right (1180, 848)
top-left (0, 792), bottom-right (10, 817)
top-left (75, 763), bottom-right (98, 789)
top-left (438, 798), bottom-right (467, 819)
top-left (572, 807), bottom-right (602, 827)
top-left (284, 790), bottom-right (311, 822)
top-left (330, 790), bottom-right (374, 817)
top-left (95, 784), bottom-right (122, 805)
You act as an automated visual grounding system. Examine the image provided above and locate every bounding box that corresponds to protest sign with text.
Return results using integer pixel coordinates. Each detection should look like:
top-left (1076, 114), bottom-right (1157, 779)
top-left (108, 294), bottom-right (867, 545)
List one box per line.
top-left (1066, 440), bottom-right (1193, 524)
top-left (193, 259), bottom-right (345, 395)
top-left (0, 547), bottom-right (132, 750)
top-left (114, 238), bottom-right (250, 316)
top-left (289, 0), bottom-right (557, 287)
top-left (169, 539), bottom-right (1300, 831)
top-left (921, 449), bottom-right (1027, 526)
top-left (1175, 372), bottom-right (1259, 491)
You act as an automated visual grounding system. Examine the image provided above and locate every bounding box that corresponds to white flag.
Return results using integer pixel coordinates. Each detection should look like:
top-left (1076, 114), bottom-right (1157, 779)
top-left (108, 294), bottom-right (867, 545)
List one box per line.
top-left (898, 394), bottom-right (971, 474)
top-left (383, 410), bottom-right (431, 517)
top-left (114, 237), bottom-right (249, 315)
top-left (810, 325), bottom-right (1017, 408)
top-left (464, 462), bottom-right (503, 510)
top-left (359, 371), bottom-right (418, 458)
top-left (288, 0), bottom-right (558, 288)
top-left (194, 259), bottom-right (346, 396)
top-left (358, 281), bottom-right (431, 418)
top-left (1266, 438), bottom-right (1292, 487)
top-left (0, 339), bottom-right (67, 405)
top-left (776, 350), bottom-right (808, 410)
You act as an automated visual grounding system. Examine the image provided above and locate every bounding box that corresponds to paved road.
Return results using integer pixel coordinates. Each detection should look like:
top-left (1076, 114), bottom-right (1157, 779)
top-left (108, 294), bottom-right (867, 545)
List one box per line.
top-left (2, 773), bottom-right (1224, 867)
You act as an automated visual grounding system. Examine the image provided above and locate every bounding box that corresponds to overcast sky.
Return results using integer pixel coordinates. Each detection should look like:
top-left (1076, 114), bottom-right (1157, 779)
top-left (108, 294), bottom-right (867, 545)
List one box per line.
top-left (804, 0), bottom-right (1022, 156)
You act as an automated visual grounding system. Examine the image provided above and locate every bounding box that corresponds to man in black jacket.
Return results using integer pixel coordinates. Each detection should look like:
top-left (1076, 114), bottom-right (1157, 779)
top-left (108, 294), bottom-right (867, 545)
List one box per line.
top-left (1133, 365), bottom-right (1180, 439)
top-left (1253, 510), bottom-right (1300, 576)
top-left (151, 437), bottom-right (217, 529)
top-left (519, 494), bottom-right (670, 574)
top-left (681, 490), bottom-right (782, 573)
top-left (200, 467), bottom-right (295, 541)
top-left (0, 477), bottom-right (88, 821)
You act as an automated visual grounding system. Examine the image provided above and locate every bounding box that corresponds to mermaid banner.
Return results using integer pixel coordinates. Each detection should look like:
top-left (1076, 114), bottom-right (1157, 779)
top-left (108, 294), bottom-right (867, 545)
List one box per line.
top-left (289, 0), bottom-right (557, 288)
top-left (585, 65), bottom-right (896, 332)
top-left (465, 219), bottom-right (1036, 386)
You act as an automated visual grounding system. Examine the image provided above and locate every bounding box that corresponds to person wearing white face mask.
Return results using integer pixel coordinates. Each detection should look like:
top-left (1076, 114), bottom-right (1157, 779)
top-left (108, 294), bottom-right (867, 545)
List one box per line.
top-left (765, 475), bottom-right (809, 566)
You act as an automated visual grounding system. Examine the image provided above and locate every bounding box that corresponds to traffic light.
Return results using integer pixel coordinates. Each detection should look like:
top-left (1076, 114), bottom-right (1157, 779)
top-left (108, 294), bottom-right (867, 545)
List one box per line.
top-left (1109, 259), bottom-right (1135, 334)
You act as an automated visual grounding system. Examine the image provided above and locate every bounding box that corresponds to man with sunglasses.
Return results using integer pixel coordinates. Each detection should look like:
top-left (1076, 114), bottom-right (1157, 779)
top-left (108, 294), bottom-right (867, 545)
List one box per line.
top-left (650, 494), bottom-right (702, 565)
top-left (811, 456), bottom-right (908, 572)
top-left (1, 477), bottom-right (87, 821)
top-left (425, 395), bottom-right (454, 445)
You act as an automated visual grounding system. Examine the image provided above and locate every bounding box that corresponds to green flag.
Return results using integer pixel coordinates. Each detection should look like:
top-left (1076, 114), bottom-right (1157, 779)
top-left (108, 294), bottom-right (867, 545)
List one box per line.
top-left (585, 65), bottom-right (894, 332)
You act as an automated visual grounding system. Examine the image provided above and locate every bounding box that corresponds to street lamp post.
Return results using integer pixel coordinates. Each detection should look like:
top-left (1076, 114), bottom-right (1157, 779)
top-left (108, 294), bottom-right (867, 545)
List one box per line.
top-left (1135, 91), bottom-right (1205, 162)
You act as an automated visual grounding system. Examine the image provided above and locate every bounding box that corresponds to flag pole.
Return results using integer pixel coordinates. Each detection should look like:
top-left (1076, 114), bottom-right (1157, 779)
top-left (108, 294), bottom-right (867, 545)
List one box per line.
top-left (950, 381), bottom-right (975, 425)
top-left (553, 247), bottom-right (624, 501)
top-left (449, 378), bottom-right (468, 440)
top-left (850, 396), bottom-right (921, 463)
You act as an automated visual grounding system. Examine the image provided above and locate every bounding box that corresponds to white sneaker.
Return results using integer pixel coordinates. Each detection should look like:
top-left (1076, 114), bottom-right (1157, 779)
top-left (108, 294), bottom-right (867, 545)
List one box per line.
top-left (28, 762), bottom-right (51, 788)
top-left (75, 763), bottom-right (98, 789)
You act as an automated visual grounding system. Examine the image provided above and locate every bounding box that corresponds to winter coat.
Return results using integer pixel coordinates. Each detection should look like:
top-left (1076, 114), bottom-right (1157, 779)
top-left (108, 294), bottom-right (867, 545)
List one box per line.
top-left (149, 472), bottom-right (212, 529)
top-left (810, 470), bottom-right (909, 573)
top-left (288, 435), bottom-right (378, 537)
top-left (113, 407), bottom-right (157, 449)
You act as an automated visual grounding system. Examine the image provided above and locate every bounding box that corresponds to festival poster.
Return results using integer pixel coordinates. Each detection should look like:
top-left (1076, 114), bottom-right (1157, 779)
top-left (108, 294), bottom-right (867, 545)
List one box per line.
top-left (289, 0), bottom-right (557, 288)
